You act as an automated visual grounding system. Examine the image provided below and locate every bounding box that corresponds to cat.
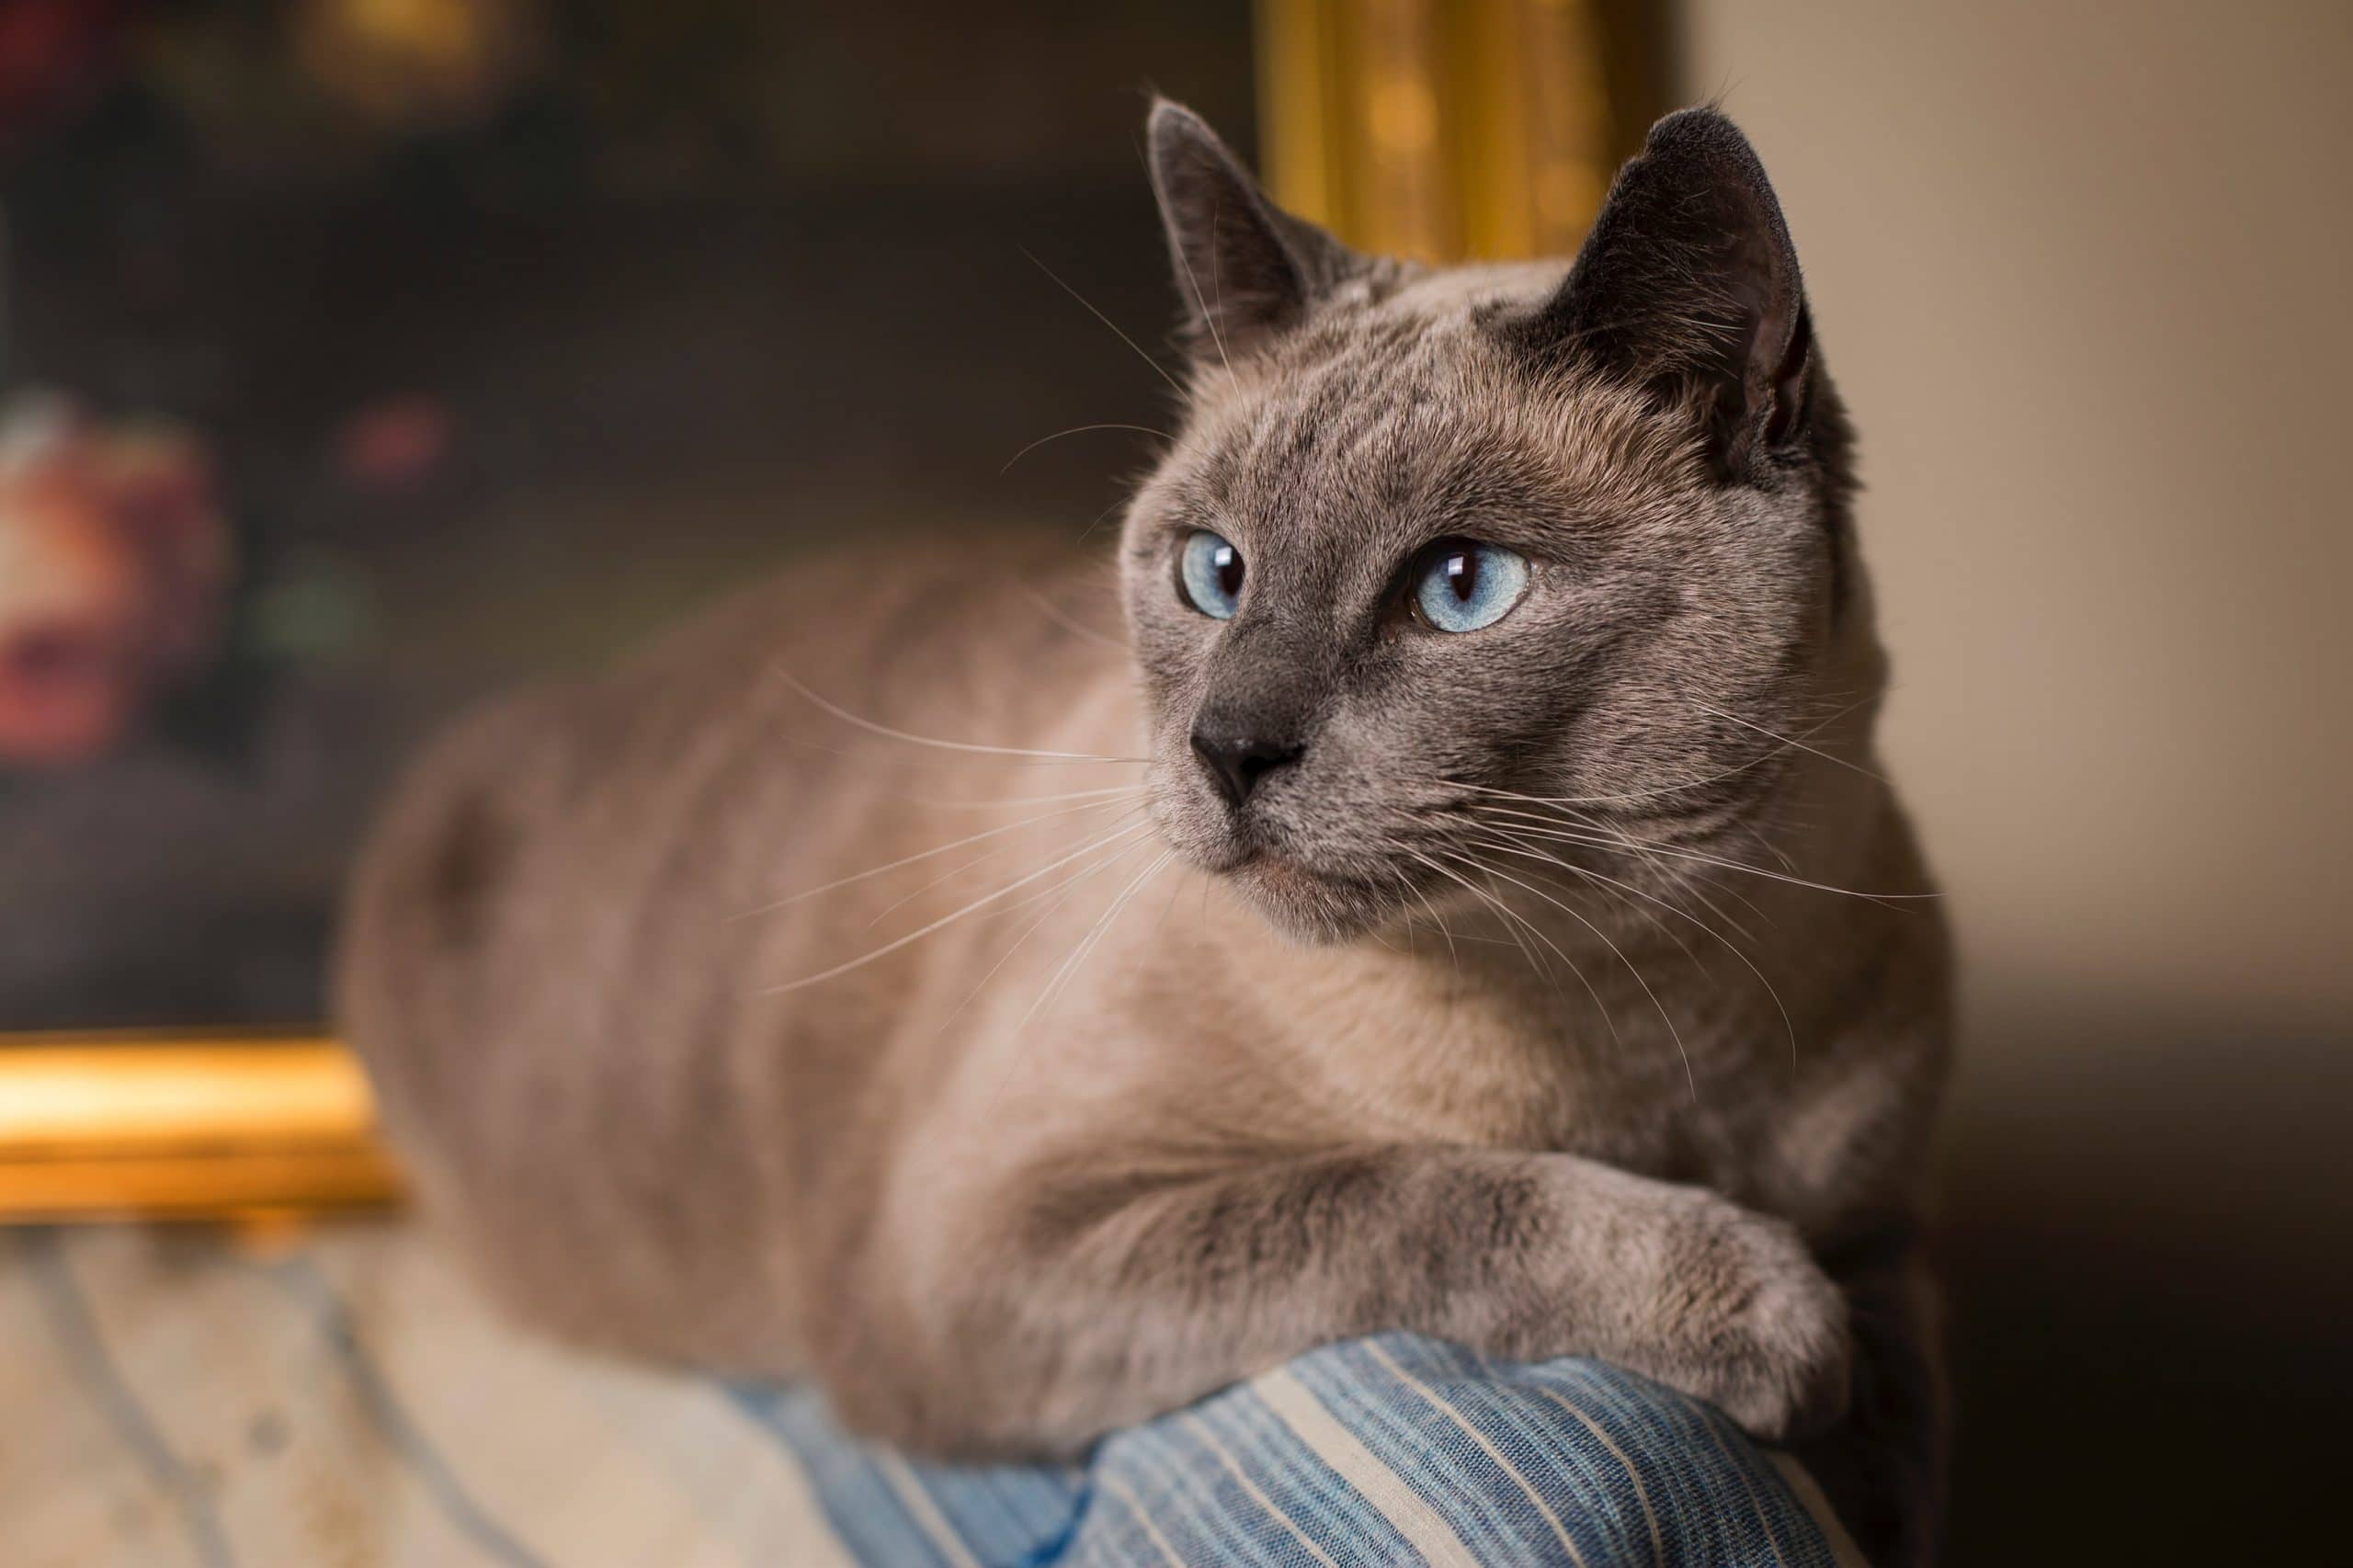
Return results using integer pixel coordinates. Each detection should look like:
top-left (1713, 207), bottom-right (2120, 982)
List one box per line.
top-left (340, 102), bottom-right (1951, 1562)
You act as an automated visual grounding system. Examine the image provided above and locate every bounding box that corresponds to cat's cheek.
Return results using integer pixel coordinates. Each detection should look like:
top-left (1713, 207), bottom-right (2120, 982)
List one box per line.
top-left (1129, 619), bottom-right (1222, 708)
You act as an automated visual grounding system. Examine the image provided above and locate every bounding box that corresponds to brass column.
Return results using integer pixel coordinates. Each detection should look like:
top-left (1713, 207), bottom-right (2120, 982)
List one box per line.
top-left (1256, 0), bottom-right (1648, 264)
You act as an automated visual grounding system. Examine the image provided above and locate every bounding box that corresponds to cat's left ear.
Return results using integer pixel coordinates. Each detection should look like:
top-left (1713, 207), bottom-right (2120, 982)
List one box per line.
top-left (1146, 99), bottom-right (1363, 358)
top-left (1512, 108), bottom-right (1814, 478)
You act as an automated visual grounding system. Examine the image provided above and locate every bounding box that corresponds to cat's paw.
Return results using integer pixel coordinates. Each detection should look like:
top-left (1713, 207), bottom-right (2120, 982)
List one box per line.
top-left (1629, 1193), bottom-right (1853, 1442)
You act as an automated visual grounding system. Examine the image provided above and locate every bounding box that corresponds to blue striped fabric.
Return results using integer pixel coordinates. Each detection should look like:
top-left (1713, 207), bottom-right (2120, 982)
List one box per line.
top-left (728, 1333), bottom-right (1855, 1567)
top-left (6, 1230), bottom-right (1863, 1565)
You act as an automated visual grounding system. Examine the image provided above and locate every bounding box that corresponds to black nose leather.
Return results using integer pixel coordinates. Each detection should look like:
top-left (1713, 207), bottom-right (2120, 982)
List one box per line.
top-left (1191, 730), bottom-right (1303, 806)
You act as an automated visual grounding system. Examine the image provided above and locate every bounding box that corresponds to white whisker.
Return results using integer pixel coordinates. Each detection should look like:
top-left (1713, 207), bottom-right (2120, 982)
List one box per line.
top-left (925, 835), bottom-right (1159, 1052)
top-left (1003, 578), bottom-right (1131, 652)
top-left (732, 795), bottom-right (1139, 921)
top-left (1000, 422), bottom-right (1169, 475)
top-left (1688, 699), bottom-right (1887, 785)
top-left (1023, 848), bottom-right (1176, 1025)
top-left (1465, 803), bottom-right (1936, 905)
top-left (1175, 205), bottom-right (1234, 378)
top-left (1449, 697), bottom-right (1873, 810)
top-left (1469, 828), bottom-right (1800, 1072)
top-left (757, 821), bottom-right (1154, 995)
top-left (1473, 829), bottom-right (1714, 973)
top-left (1019, 245), bottom-right (1188, 397)
top-left (989, 830), bottom-right (1156, 922)
top-left (904, 784), bottom-right (1147, 810)
top-left (1400, 871), bottom-right (1459, 971)
top-left (772, 668), bottom-right (1147, 764)
top-left (1446, 847), bottom-right (1695, 1099)
top-left (866, 843), bottom-right (1015, 928)
top-left (1405, 846), bottom-right (1603, 1029)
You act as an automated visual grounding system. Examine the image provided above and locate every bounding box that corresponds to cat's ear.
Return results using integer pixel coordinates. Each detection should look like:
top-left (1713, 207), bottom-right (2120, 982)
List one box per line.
top-left (1146, 99), bottom-right (1361, 358)
top-left (1515, 108), bottom-right (1814, 477)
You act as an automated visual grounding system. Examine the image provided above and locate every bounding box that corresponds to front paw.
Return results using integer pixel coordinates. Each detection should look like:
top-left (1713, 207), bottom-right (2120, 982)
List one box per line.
top-left (1627, 1194), bottom-right (1852, 1441)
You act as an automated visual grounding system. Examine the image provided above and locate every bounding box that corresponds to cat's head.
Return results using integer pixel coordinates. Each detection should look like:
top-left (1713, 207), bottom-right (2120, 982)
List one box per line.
top-left (1121, 101), bottom-right (1874, 943)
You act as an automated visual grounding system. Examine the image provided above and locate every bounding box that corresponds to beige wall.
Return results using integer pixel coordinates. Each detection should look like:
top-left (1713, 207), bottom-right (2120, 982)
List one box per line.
top-left (1679, 0), bottom-right (2352, 1021)
top-left (1673, 6), bottom-right (2353, 1551)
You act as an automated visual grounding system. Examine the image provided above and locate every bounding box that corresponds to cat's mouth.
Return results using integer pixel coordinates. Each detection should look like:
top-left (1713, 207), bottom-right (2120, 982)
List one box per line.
top-left (1148, 764), bottom-right (1401, 939)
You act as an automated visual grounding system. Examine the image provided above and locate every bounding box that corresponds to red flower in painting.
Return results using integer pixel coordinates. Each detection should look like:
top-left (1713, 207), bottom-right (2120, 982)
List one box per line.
top-left (0, 0), bottom-right (126, 150)
top-left (0, 402), bottom-right (231, 767)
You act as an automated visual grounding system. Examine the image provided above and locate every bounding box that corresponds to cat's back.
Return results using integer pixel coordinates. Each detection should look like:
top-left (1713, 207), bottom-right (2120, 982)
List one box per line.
top-left (335, 533), bottom-right (1131, 1366)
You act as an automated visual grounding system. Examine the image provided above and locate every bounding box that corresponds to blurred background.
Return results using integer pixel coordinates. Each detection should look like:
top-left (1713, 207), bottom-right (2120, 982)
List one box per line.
top-left (0, 1), bottom-right (2346, 1562)
top-left (0, 0), bottom-right (1263, 1027)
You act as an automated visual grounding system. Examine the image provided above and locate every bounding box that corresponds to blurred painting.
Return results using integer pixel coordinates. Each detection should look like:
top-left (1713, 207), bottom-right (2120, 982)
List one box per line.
top-left (0, 0), bottom-right (1256, 1030)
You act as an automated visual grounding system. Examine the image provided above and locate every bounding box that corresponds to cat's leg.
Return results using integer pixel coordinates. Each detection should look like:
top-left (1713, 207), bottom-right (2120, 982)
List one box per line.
top-left (1791, 1239), bottom-right (1948, 1568)
top-left (822, 1142), bottom-right (1851, 1459)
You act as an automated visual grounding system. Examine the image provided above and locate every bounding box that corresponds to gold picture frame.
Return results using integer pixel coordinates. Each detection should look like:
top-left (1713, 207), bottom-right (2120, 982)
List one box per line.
top-left (0, 0), bottom-right (1656, 1224)
top-left (0, 1031), bottom-right (401, 1222)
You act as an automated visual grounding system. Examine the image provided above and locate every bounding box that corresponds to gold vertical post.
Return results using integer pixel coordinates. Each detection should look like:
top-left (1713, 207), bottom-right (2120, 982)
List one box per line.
top-left (1255, 0), bottom-right (1635, 265)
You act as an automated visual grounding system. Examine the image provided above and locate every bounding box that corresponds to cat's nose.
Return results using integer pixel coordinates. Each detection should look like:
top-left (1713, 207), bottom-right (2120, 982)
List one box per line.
top-left (1190, 729), bottom-right (1304, 806)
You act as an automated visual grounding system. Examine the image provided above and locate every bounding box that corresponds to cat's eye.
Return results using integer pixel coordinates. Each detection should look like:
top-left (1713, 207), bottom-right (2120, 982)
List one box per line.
top-left (1178, 529), bottom-right (1245, 619)
top-left (1410, 539), bottom-right (1529, 632)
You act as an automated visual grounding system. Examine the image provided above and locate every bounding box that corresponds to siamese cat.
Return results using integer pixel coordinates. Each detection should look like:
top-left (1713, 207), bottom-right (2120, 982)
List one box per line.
top-left (342, 102), bottom-right (1951, 1562)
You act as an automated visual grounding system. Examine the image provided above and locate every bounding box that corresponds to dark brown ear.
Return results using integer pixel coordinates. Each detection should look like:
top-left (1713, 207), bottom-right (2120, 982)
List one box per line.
top-left (1510, 108), bottom-right (1814, 478)
top-left (1146, 98), bottom-right (1362, 358)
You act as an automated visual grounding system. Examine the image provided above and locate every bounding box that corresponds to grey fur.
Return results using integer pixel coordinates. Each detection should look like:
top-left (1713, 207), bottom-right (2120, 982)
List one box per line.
top-left (340, 102), bottom-right (1951, 1564)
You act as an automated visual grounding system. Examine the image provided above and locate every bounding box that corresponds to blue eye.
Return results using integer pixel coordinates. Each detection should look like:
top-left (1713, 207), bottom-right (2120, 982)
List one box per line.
top-left (1179, 529), bottom-right (1245, 619)
top-left (1412, 540), bottom-right (1529, 632)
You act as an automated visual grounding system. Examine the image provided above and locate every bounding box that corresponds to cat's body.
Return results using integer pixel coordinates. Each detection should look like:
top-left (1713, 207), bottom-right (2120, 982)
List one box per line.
top-left (341, 106), bottom-right (1951, 1562)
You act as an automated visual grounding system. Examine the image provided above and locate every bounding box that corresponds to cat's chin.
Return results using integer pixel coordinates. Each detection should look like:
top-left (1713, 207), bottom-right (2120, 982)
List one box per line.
top-left (1225, 854), bottom-right (1392, 946)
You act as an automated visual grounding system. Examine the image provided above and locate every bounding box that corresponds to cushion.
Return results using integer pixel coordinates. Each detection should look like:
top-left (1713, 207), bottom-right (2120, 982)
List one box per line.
top-left (1, 1223), bottom-right (1866, 1565)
